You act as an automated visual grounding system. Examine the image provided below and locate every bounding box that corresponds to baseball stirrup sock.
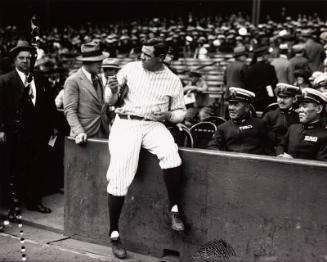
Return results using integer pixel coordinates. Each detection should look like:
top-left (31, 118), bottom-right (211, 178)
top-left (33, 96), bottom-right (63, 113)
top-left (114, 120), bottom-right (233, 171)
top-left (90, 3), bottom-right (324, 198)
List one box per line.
top-left (108, 194), bottom-right (125, 234)
top-left (163, 166), bottom-right (182, 210)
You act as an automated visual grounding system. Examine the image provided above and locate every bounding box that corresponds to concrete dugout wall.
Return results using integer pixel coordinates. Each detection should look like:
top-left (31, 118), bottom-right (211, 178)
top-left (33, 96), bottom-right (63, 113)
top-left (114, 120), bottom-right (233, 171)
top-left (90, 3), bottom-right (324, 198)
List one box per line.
top-left (64, 137), bottom-right (327, 262)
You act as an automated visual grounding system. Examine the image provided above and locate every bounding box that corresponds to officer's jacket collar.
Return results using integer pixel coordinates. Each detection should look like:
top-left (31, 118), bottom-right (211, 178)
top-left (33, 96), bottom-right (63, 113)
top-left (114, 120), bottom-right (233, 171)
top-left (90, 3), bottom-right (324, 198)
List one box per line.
top-left (280, 107), bottom-right (295, 115)
top-left (232, 114), bottom-right (251, 125)
top-left (303, 120), bottom-right (322, 130)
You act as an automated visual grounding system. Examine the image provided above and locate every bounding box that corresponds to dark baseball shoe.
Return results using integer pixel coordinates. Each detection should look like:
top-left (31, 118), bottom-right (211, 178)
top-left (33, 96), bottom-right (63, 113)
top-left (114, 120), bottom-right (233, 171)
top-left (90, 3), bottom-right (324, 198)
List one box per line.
top-left (170, 211), bottom-right (185, 232)
top-left (111, 237), bottom-right (127, 259)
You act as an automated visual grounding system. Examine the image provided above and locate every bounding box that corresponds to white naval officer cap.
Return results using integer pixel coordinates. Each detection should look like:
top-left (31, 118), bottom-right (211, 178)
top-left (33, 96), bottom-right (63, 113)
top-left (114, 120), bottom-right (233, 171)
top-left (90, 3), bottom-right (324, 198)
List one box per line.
top-left (276, 83), bottom-right (300, 97)
top-left (313, 74), bottom-right (327, 89)
top-left (298, 88), bottom-right (327, 105)
top-left (229, 87), bottom-right (255, 103)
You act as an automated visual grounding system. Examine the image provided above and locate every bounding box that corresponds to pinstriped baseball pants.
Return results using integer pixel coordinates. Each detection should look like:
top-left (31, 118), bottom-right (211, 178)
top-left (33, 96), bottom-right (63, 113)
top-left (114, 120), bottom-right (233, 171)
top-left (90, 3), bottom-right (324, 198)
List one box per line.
top-left (106, 116), bottom-right (182, 196)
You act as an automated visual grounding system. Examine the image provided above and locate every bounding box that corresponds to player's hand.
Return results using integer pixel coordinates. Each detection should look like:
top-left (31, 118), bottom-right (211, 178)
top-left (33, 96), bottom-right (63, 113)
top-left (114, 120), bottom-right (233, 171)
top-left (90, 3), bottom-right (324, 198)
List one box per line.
top-left (0, 132), bottom-right (6, 143)
top-left (75, 133), bottom-right (87, 144)
top-left (152, 111), bottom-right (172, 122)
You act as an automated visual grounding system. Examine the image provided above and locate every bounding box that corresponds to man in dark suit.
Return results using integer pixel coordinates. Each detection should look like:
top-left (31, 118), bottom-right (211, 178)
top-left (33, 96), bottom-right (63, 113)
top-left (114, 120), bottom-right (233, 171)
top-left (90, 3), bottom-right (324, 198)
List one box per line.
top-left (302, 29), bottom-right (325, 72)
top-left (223, 46), bottom-right (249, 99)
top-left (63, 42), bottom-right (110, 144)
top-left (0, 40), bottom-right (58, 214)
top-left (245, 46), bottom-right (278, 111)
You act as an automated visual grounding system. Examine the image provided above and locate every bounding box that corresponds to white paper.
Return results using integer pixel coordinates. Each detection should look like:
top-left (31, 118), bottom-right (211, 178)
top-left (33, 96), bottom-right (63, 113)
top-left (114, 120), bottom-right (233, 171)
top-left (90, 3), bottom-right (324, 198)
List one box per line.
top-left (48, 135), bottom-right (58, 147)
top-left (184, 93), bottom-right (196, 105)
top-left (266, 85), bottom-right (274, 97)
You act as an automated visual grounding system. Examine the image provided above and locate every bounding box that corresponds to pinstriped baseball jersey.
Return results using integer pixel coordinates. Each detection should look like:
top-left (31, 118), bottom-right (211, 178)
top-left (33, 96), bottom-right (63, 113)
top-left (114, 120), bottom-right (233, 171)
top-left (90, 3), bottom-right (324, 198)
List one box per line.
top-left (106, 61), bottom-right (185, 196)
top-left (115, 61), bottom-right (186, 122)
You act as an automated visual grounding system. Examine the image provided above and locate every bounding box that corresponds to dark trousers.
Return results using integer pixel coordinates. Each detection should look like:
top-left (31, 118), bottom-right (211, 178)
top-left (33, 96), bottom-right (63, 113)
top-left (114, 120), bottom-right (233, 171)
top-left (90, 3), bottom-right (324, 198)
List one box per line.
top-left (4, 133), bottom-right (47, 207)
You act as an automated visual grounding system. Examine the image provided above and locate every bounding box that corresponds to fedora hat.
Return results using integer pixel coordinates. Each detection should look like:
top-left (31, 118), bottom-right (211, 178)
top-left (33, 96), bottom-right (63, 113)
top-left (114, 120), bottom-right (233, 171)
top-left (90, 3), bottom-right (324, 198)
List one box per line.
top-left (101, 58), bottom-right (120, 69)
top-left (233, 46), bottom-right (248, 57)
top-left (77, 42), bottom-right (109, 62)
top-left (9, 40), bottom-right (34, 57)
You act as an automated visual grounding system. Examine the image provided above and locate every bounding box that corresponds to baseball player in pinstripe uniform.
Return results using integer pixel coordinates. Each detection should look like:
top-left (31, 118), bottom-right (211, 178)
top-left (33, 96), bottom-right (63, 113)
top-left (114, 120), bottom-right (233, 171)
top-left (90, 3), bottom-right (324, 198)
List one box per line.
top-left (104, 38), bottom-right (186, 259)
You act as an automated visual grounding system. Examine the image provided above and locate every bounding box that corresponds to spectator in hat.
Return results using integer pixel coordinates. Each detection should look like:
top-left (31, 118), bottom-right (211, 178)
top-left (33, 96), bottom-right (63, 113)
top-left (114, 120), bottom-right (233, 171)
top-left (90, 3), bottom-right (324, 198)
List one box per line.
top-left (101, 58), bottom-right (121, 85)
top-left (289, 44), bottom-right (311, 75)
top-left (183, 71), bottom-right (209, 126)
top-left (194, 37), bottom-right (209, 59)
top-left (276, 88), bottom-right (327, 160)
top-left (271, 44), bottom-right (294, 84)
top-left (223, 46), bottom-right (249, 99)
top-left (313, 74), bottom-right (327, 94)
top-left (207, 87), bottom-right (273, 155)
top-left (262, 83), bottom-right (300, 147)
top-left (320, 31), bottom-right (327, 72)
top-left (313, 74), bottom-right (327, 125)
top-left (293, 68), bottom-right (311, 89)
top-left (63, 41), bottom-right (111, 144)
top-left (302, 29), bottom-right (325, 72)
top-left (118, 35), bottom-right (132, 57)
top-left (105, 35), bottom-right (118, 58)
top-left (100, 58), bottom-right (121, 123)
top-left (0, 40), bottom-right (58, 214)
top-left (309, 71), bottom-right (324, 87)
top-left (245, 46), bottom-right (278, 111)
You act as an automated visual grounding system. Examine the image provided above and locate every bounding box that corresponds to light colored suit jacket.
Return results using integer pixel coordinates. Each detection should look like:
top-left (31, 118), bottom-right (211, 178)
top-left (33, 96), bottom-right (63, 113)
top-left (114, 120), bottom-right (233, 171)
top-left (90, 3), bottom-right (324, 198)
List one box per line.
top-left (271, 57), bottom-right (293, 84)
top-left (63, 68), bottom-right (110, 138)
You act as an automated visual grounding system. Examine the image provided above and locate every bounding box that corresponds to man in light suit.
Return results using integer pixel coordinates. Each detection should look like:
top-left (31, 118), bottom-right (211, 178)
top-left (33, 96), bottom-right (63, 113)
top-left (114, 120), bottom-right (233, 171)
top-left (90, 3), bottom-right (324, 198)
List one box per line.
top-left (64, 42), bottom-right (110, 144)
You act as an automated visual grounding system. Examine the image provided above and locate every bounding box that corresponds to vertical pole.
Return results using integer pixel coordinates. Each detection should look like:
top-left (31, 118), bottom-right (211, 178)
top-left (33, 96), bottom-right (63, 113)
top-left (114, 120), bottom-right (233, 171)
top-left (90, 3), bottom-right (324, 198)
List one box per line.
top-left (256, 0), bottom-right (261, 25)
top-left (252, 0), bottom-right (257, 25)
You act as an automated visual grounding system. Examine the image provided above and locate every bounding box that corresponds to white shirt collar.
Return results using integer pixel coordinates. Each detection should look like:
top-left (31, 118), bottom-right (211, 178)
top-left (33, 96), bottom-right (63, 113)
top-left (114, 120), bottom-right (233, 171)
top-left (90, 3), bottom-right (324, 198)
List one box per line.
top-left (16, 68), bottom-right (28, 84)
top-left (82, 66), bottom-right (92, 82)
top-left (15, 68), bottom-right (36, 105)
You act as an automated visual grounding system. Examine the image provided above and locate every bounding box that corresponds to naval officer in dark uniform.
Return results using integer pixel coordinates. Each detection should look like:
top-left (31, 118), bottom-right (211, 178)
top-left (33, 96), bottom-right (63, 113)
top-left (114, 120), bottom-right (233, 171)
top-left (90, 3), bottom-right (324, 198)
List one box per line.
top-left (207, 87), bottom-right (273, 155)
top-left (276, 88), bottom-right (327, 161)
top-left (262, 83), bottom-right (300, 147)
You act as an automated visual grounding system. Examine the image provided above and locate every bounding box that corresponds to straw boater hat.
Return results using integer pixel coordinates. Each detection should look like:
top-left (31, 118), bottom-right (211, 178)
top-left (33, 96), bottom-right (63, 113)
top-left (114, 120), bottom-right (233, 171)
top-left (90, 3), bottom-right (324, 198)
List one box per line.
top-left (101, 58), bottom-right (120, 70)
top-left (9, 40), bottom-right (34, 57)
top-left (77, 42), bottom-right (108, 62)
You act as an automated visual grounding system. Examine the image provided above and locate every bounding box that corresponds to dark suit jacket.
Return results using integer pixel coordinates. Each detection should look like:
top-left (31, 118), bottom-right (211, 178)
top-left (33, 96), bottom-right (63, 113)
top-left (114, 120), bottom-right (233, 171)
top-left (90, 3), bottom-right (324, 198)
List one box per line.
top-left (245, 61), bottom-right (278, 111)
top-left (223, 60), bottom-right (248, 99)
top-left (0, 69), bottom-right (56, 143)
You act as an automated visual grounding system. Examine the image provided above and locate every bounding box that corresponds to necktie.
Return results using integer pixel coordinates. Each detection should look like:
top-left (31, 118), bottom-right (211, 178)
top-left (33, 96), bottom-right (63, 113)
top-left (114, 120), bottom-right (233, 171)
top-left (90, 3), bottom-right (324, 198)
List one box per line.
top-left (91, 74), bottom-right (103, 100)
top-left (24, 75), bottom-right (34, 104)
top-left (91, 74), bottom-right (99, 91)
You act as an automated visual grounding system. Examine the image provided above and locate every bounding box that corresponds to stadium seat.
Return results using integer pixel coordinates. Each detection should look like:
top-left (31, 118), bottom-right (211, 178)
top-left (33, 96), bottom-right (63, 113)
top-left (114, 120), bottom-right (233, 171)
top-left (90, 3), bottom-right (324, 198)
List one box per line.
top-left (261, 102), bottom-right (279, 118)
top-left (202, 116), bottom-right (226, 127)
top-left (190, 122), bottom-right (217, 148)
top-left (167, 124), bottom-right (194, 148)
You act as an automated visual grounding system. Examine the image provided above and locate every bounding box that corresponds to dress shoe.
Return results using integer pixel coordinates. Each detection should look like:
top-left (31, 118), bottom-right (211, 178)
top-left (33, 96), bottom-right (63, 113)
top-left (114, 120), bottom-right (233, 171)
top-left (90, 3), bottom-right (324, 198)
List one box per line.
top-left (170, 211), bottom-right (185, 232)
top-left (27, 203), bottom-right (52, 213)
top-left (111, 237), bottom-right (127, 259)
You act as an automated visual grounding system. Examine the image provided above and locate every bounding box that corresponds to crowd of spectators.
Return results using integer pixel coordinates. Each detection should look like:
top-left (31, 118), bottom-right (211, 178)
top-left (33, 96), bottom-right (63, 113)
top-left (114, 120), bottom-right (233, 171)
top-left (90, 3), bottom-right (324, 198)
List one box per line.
top-left (0, 11), bottom-right (326, 72)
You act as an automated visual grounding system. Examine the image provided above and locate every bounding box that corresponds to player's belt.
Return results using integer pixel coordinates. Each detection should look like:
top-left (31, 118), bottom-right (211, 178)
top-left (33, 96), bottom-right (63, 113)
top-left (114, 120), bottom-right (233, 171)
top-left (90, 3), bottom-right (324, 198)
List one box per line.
top-left (118, 114), bottom-right (151, 121)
